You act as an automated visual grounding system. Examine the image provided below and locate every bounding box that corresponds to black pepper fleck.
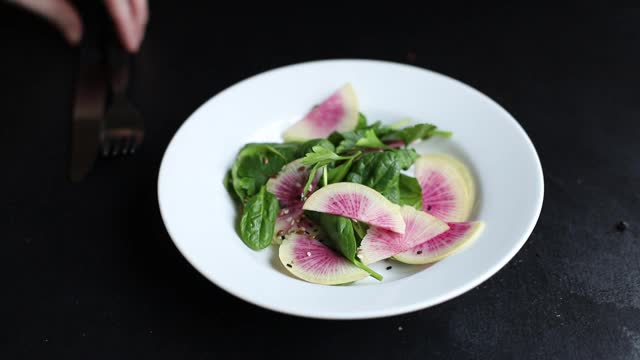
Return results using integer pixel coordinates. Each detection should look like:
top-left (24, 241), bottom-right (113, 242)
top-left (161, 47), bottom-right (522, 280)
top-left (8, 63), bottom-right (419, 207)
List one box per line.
top-left (616, 221), bottom-right (629, 232)
top-left (417, 250), bottom-right (423, 255)
top-left (286, 264), bottom-right (292, 268)
top-left (386, 266), bottom-right (392, 270)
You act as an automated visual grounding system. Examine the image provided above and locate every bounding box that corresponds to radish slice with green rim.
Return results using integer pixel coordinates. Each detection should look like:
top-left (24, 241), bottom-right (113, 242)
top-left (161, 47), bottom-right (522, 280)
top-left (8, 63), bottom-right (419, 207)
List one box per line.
top-left (282, 83), bottom-right (359, 142)
top-left (357, 206), bottom-right (449, 264)
top-left (279, 232), bottom-right (368, 285)
top-left (393, 221), bottom-right (484, 264)
top-left (416, 154), bottom-right (475, 222)
top-left (302, 182), bottom-right (405, 234)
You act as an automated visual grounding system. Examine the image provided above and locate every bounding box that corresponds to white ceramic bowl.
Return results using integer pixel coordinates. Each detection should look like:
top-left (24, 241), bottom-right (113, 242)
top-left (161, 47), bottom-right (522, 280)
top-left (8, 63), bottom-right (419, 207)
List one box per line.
top-left (158, 59), bottom-right (544, 319)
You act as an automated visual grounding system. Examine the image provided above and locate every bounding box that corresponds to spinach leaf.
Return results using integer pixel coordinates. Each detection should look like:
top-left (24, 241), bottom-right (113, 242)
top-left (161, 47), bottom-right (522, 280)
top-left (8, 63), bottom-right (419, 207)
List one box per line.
top-left (327, 157), bottom-right (355, 183)
top-left (231, 143), bottom-right (299, 201)
top-left (382, 123), bottom-right (451, 146)
top-left (399, 174), bottom-right (423, 209)
top-left (306, 212), bottom-right (382, 280)
top-left (345, 151), bottom-right (401, 204)
top-left (394, 148), bottom-right (419, 170)
top-left (239, 186), bottom-right (279, 250)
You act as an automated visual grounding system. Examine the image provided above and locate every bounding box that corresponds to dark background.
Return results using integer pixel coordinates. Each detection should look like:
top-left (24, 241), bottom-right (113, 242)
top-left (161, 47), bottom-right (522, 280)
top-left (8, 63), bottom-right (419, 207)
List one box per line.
top-left (2, 4), bottom-right (639, 359)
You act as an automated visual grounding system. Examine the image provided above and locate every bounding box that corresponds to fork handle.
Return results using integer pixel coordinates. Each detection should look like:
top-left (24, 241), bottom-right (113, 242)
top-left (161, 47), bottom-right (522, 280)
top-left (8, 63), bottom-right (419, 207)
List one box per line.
top-left (103, 10), bottom-right (131, 95)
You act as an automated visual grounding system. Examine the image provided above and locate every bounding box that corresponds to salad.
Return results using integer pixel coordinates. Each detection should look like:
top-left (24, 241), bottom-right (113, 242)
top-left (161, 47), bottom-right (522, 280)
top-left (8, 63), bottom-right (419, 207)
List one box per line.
top-left (224, 84), bottom-right (484, 285)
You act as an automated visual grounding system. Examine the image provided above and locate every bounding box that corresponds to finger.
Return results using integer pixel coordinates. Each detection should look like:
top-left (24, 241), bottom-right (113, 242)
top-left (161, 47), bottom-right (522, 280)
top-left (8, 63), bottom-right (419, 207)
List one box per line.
top-left (103, 0), bottom-right (139, 52)
top-left (130, 0), bottom-right (149, 26)
top-left (11, 0), bottom-right (83, 45)
top-left (130, 0), bottom-right (149, 49)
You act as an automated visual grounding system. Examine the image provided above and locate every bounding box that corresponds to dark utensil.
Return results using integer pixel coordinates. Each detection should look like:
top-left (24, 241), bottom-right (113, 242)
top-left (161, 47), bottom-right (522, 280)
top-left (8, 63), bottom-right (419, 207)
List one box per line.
top-left (69, 8), bottom-right (107, 182)
top-left (100, 27), bottom-right (144, 157)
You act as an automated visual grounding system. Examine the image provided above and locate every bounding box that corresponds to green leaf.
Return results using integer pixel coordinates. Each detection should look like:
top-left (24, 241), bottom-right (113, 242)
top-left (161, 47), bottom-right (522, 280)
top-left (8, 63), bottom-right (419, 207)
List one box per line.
top-left (399, 174), bottom-right (423, 209)
top-left (345, 151), bottom-right (400, 204)
top-left (356, 112), bottom-right (368, 129)
top-left (306, 212), bottom-right (382, 281)
top-left (393, 148), bottom-right (419, 170)
top-left (355, 129), bottom-right (387, 148)
top-left (231, 143), bottom-right (299, 202)
top-left (239, 186), bottom-right (279, 250)
top-left (383, 123), bottom-right (441, 146)
top-left (327, 157), bottom-right (355, 183)
top-left (301, 145), bottom-right (353, 167)
top-left (293, 139), bottom-right (335, 158)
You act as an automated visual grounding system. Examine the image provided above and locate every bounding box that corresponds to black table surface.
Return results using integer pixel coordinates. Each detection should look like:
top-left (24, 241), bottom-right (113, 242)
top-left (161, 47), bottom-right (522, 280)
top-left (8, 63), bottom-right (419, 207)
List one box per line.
top-left (2, 5), bottom-right (639, 359)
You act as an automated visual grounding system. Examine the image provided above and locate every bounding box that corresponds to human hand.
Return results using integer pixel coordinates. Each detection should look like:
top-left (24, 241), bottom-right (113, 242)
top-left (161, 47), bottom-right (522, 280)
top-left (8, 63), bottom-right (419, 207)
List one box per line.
top-left (10, 0), bottom-right (149, 53)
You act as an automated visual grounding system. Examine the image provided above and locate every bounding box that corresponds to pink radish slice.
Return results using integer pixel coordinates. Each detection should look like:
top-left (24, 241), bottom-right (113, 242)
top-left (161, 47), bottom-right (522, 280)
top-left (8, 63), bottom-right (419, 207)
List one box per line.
top-left (415, 154), bottom-right (475, 222)
top-left (279, 232), bottom-right (368, 285)
top-left (267, 159), bottom-right (321, 243)
top-left (357, 206), bottom-right (449, 264)
top-left (303, 182), bottom-right (405, 234)
top-left (393, 221), bottom-right (484, 264)
top-left (282, 84), bottom-right (359, 142)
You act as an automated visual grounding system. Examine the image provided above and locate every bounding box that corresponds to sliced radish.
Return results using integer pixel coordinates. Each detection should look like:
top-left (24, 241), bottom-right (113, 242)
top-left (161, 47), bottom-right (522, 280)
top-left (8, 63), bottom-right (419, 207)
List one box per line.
top-left (279, 232), bottom-right (368, 285)
top-left (303, 182), bottom-right (405, 234)
top-left (393, 221), bottom-right (484, 264)
top-left (282, 83), bottom-right (359, 142)
top-left (416, 154), bottom-right (475, 222)
top-left (357, 206), bottom-right (449, 264)
top-left (267, 159), bottom-right (321, 243)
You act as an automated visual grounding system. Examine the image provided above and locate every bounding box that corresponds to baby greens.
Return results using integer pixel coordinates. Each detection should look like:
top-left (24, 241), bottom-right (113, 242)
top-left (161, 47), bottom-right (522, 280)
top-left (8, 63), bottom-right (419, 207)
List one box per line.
top-left (225, 111), bottom-right (450, 281)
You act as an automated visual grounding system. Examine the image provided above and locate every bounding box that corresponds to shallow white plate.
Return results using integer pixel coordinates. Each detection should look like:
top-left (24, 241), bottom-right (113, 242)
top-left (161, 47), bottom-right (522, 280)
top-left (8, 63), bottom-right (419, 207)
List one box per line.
top-left (158, 59), bottom-right (544, 319)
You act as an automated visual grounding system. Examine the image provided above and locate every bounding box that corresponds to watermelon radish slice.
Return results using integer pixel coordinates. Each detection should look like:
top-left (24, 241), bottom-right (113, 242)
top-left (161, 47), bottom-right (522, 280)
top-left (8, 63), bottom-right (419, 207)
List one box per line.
top-left (279, 232), bottom-right (368, 285)
top-left (302, 182), bottom-right (405, 234)
top-left (393, 221), bottom-right (484, 264)
top-left (416, 154), bottom-right (475, 222)
top-left (267, 159), bottom-right (321, 243)
top-left (357, 206), bottom-right (449, 264)
top-left (282, 83), bottom-right (359, 142)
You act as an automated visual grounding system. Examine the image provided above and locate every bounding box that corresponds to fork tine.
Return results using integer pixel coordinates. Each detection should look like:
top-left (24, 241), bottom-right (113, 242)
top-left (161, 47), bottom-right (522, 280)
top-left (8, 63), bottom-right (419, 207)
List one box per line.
top-left (110, 137), bottom-right (122, 157)
top-left (130, 136), bottom-right (141, 154)
top-left (102, 138), bottom-right (111, 157)
top-left (121, 136), bottom-right (131, 155)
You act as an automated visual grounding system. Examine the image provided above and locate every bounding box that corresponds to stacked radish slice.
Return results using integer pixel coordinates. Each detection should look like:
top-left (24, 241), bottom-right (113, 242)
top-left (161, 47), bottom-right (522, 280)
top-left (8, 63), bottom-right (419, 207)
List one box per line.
top-left (278, 153), bottom-right (484, 285)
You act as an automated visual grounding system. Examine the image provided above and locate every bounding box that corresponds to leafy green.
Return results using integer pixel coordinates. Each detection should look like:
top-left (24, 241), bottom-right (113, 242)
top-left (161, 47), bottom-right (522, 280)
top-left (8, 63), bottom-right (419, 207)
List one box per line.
top-left (301, 145), bottom-right (354, 167)
top-left (306, 212), bottom-right (382, 280)
top-left (382, 123), bottom-right (441, 146)
top-left (399, 174), bottom-right (423, 209)
top-left (355, 129), bottom-right (387, 148)
top-left (394, 148), bottom-right (419, 170)
top-left (231, 143), bottom-right (299, 202)
top-left (294, 139), bottom-right (335, 158)
top-left (327, 157), bottom-right (355, 183)
top-left (239, 186), bottom-right (279, 250)
top-left (345, 151), bottom-right (401, 204)
top-left (356, 112), bottom-right (368, 129)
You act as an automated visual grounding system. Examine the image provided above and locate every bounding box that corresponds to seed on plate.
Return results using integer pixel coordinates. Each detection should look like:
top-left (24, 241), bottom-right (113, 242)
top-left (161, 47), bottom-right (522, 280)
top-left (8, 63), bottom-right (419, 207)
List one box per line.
top-left (286, 264), bottom-right (292, 268)
top-left (616, 221), bottom-right (629, 232)
top-left (417, 250), bottom-right (423, 255)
